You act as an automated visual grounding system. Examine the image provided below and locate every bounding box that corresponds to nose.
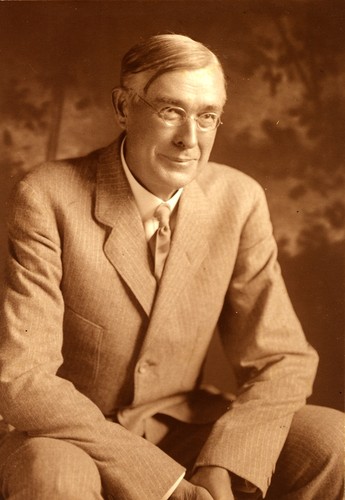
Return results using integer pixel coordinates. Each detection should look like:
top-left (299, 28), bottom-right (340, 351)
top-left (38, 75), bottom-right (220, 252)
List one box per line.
top-left (173, 117), bottom-right (198, 149)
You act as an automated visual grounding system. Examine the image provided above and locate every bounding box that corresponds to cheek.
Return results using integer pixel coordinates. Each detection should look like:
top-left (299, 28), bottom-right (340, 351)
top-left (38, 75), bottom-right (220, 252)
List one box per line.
top-left (199, 135), bottom-right (216, 158)
top-left (132, 120), bottom-right (169, 147)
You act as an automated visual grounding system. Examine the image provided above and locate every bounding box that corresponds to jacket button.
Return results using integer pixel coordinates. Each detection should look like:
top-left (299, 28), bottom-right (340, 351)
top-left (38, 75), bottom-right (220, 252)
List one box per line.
top-left (138, 359), bottom-right (156, 374)
top-left (138, 362), bottom-right (148, 374)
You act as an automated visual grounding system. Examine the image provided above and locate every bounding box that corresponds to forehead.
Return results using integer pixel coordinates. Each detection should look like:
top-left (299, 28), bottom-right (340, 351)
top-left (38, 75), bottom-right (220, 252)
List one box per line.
top-left (143, 65), bottom-right (227, 111)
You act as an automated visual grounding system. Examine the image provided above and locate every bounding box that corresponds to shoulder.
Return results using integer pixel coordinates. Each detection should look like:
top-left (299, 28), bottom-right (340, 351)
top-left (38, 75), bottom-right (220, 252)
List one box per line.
top-left (196, 162), bottom-right (273, 248)
top-left (7, 145), bottom-right (112, 226)
top-left (198, 161), bottom-right (266, 211)
top-left (10, 144), bottom-right (113, 211)
top-left (19, 147), bottom-right (101, 193)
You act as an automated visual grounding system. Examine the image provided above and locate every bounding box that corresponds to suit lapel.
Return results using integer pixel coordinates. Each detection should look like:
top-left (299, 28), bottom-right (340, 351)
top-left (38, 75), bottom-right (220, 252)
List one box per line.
top-left (94, 139), bottom-right (157, 316)
top-left (146, 178), bottom-right (212, 336)
top-left (94, 138), bottom-right (212, 322)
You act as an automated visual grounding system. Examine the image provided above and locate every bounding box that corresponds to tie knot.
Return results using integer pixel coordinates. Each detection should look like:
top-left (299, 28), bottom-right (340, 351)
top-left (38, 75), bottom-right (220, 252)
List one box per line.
top-left (155, 203), bottom-right (171, 230)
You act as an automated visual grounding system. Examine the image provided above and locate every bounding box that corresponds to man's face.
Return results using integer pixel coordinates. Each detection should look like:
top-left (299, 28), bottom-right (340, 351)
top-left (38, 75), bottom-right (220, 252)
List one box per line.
top-left (123, 64), bottom-right (226, 200)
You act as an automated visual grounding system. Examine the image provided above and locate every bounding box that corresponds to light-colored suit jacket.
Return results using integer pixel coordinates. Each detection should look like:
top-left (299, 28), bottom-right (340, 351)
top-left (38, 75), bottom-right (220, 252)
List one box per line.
top-left (0, 137), bottom-right (318, 499)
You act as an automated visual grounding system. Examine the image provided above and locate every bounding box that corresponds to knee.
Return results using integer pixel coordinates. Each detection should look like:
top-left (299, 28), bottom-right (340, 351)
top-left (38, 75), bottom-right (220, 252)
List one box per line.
top-left (291, 405), bottom-right (344, 452)
top-left (289, 405), bottom-right (344, 470)
top-left (2, 437), bottom-right (102, 499)
top-left (268, 406), bottom-right (344, 499)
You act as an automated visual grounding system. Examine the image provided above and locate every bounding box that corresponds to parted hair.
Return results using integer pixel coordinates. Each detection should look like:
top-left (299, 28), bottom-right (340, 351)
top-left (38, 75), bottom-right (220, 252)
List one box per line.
top-left (120, 34), bottom-right (225, 92)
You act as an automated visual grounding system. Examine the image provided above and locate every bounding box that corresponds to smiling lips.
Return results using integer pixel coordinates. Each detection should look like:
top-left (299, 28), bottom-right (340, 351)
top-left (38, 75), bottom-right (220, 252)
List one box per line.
top-left (160, 154), bottom-right (198, 164)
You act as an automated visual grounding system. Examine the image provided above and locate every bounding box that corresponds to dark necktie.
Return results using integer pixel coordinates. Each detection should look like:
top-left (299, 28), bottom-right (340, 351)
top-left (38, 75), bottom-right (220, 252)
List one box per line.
top-left (153, 203), bottom-right (171, 280)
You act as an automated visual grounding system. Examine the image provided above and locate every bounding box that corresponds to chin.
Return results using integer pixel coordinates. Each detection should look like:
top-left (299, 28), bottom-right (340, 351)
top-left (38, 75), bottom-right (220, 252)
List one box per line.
top-left (169, 171), bottom-right (197, 188)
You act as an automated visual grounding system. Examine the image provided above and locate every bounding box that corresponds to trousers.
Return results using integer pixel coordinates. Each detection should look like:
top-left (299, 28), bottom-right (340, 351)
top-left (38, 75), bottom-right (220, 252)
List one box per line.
top-left (0, 405), bottom-right (343, 499)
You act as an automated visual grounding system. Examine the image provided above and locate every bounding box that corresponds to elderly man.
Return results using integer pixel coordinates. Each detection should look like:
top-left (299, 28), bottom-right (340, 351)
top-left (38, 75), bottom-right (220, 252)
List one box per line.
top-left (0, 34), bottom-right (343, 500)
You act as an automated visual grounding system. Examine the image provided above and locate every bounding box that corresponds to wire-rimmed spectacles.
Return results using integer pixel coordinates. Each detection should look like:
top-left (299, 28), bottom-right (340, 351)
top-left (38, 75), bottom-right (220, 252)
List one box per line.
top-left (127, 89), bottom-right (223, 132)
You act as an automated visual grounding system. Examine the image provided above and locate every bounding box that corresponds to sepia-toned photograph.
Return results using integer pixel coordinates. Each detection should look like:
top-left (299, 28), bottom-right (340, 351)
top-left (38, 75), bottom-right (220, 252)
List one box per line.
top-left (0, 1), bottom-right (344, 498)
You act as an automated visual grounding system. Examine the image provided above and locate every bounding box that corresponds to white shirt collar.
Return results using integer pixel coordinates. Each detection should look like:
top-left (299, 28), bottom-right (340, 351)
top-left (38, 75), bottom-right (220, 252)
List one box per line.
top-left (120, 137), bottom-right (182, 225)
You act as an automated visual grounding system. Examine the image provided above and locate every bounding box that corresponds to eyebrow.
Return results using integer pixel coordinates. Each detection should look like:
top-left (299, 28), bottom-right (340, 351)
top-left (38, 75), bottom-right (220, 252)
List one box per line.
top-left (151, 95), bottom-right (223, 113)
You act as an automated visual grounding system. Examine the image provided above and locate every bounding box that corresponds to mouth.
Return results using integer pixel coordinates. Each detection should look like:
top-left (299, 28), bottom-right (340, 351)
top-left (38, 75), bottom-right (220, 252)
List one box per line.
top-left (159, 154), bottom-right (199, 165)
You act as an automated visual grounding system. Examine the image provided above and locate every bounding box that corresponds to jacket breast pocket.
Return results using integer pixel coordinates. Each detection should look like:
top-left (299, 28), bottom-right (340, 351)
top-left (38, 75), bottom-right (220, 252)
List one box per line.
top-left (57, 306), bottom-right (104, 392)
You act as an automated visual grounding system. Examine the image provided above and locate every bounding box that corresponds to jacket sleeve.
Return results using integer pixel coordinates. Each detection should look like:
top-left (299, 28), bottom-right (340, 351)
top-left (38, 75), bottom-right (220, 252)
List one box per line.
top-left (0, 179), bottom-right (184, 500)
top-left (195, 182), bottom-right (319, 496)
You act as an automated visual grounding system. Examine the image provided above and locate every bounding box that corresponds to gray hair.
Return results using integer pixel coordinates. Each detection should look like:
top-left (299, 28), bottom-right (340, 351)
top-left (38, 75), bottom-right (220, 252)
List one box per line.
top-left (120, 34), bottom-right (226, 93)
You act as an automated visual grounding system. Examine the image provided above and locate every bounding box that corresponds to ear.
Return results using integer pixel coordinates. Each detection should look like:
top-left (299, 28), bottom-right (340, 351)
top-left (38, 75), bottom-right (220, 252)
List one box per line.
top-left (112, 88), bottom-right (129, 129)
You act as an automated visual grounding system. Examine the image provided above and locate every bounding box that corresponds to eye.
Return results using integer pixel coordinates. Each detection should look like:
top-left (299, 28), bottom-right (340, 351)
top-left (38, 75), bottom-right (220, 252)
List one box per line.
top-left (160, 107), bottom-right (185, 122)
top-left (198, 112), bottom-right (218, 127)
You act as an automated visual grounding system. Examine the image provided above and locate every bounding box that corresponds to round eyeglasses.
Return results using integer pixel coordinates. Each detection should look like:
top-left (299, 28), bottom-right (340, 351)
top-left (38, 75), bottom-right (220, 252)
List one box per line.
top-left (128, 90), bottom-right (223, 132)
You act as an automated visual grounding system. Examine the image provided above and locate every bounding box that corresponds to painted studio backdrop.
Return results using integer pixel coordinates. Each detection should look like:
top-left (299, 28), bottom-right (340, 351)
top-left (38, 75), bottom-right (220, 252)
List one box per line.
top-left (0, 1), bottom-right (344, 411)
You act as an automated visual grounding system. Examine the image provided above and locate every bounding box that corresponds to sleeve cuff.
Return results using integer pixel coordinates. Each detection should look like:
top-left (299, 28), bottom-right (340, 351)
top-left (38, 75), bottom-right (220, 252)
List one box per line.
top-left (161, 472), bottom-right (185, 500)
